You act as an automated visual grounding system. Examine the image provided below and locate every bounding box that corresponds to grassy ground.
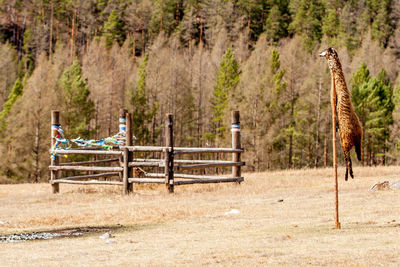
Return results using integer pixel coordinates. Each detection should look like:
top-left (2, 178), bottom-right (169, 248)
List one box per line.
top-left (0, 166), bottom-right (399, 266)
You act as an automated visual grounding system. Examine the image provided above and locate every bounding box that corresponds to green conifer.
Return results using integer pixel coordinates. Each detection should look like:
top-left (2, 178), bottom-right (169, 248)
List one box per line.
top-left (103, 10), bottom-right (125, 47)
top-left (59, 59), bottom-right (94, 138)
top-left (210, 45), bottom-right (240, 142)
top-left (129, 53), bottom-right (158, 145)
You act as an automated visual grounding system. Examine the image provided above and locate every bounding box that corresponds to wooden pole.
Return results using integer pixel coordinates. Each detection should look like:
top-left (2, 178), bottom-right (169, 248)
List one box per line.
top-left (126, 112), bottom-right (133, 193)
top-left (331, 71), bottom-right (340, 229)
top-left (123, 147), bottom-right (129, 195)
top-left (231, 111), bottom-right (241, 181)
top-left (119, 109), bottom-right (127, 187)
top-left (165, 114), bottom-right (174, 193)
top-left (51, 110), bottom-right (60, 193)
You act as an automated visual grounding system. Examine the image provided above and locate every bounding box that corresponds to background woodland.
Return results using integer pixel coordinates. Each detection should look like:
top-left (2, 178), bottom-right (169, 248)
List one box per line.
top-left (1, 0), bottom-right (400, 182)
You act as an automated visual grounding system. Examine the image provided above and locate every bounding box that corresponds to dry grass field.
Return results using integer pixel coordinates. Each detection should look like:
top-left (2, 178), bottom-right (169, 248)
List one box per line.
top-left (0, 166), bottom-right (400, 266)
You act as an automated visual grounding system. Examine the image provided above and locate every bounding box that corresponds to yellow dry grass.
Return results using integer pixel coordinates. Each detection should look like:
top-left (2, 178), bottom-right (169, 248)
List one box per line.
top-left (1, 166), bottom-right (400, 266)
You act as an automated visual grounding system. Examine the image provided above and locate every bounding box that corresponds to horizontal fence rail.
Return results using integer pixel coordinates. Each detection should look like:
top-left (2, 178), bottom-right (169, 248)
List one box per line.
top-left (49, 166), bottom-right (123, 172)
top-left (176, 161), bottom-right (245, 171)
top-left (55, 172), bottom-right (120, 181)
top-left (59, 158), bottom-right (119, 166)
top-left (174, 177), bottom-right (244, 185)
top-left (128, 178), bottom-right (165, 183)
top-left (53, 149), bottom-right (123, 155)
top-left (174, 147), bottom-right (244, 155)
top-left (51, 179), bottom-right (123, 185)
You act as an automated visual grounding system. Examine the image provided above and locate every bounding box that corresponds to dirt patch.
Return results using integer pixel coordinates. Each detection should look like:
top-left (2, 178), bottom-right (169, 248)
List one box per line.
top-left (0, 226), bottom-right (121, 243)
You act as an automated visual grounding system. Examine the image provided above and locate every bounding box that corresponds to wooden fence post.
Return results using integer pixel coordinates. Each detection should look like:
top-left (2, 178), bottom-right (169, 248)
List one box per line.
top-left (123, 147), bottom-right (129, 195)
top-left (231, 111), bottom-right (241, 180)
top-left (51, 110), bottom-right (60, 193)
top-left (126, 112), bottom-right (133, 193)
top-left (165, 114), bottom-right (174, 193)
top-left (119, 109), bottom-right (127, 190)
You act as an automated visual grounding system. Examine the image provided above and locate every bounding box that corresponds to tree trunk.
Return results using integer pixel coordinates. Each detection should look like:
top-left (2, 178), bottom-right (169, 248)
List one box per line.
top-left (288, 134), bottom-right (293, 168)
top-left (197, 45), bottom-right (203, 148)
top-left (70, 7), bottom-right (77, 60)
top-left (33, 119), bottom-right (41, 183)
top-left (33, 88), bottom-right (42, 183)
top-left (315, 77), bottom-right (322, 168)
top-left (49, 1), bottom-right (54, 59)
top-left (323, 130), bottom-right (328, 167)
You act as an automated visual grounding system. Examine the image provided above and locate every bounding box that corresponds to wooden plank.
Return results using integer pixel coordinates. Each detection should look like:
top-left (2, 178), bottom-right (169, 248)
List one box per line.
top-left (143, 173), bottom-right (165, 178)
top-left (174, 159), bottom-right (237, 164)
top-left (130, 159), bottom-right (239, 164)
top-left (175, 177), bottom-right (244, 185)
top-left (131, 158), bottom-right (161, 162)
top-left (128, 162), bottom-right (162, 167)
top-left (125, 146), bottom-right (166, 152)
top-left (59, 172), bottom-right (119, 180)
top-left (128, 178), bottom-right (165, 183)
top-left (51, 179), bottom-right (123, 185)
top-left (176, 161), bottom-right (245, 171)
top-left (143, 173), bottom-right (238, 180)
top-left (49, 166), bottom-right (123, 172)
top-left (59, 158), bottom-right (119, 166)
top-left (174, 148), bottom-right (244, 154)
top-left (54, 149), bottom-right (123, 155)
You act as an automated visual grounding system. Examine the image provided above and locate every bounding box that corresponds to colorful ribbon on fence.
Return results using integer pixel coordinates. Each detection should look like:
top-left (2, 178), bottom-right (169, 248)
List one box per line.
top-left (50, 125), bottom-right (136, 159)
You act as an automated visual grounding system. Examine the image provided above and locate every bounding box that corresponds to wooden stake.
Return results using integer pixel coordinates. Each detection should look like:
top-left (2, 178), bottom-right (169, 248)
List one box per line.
top-left (123, 147), bottom-right (129, 195)
top-left (231, 111), bottom-right (241, 180)
top-left (51, 110), bottom-right (60, 193)
top-left (331, 71), bottom-right (341, 229)
top-left (119, 109), bottom-right (127, 189)
top-left (126, 112), bottom-right (133, 193)
top-left (165, 114), bottom-right (174, 193)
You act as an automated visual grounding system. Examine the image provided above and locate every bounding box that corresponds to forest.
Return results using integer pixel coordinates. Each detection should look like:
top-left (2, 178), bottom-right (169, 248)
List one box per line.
top-left (0, 0), bottom-right (400, 182)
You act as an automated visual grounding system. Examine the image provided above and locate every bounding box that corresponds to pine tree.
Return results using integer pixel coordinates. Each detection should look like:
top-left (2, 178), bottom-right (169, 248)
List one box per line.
top-left (264, 5), bottom-right (288, 44)
top-left (351, 62), bottom-right (371, 126)
top-left (371, 1), bottom-right (393, 48)
top-left (103, 10), bottom-right (125, 47)
top-left (210, 45), bottom-right (240, 144)
top-left (392, 74), bottom-right (400, 158)
top-left (322, 8), bottom-right (340, 46)
top-left (129, 53), bottom-right (158, 145)
top-left (289, 0), bottom-right (325, 52)
top-left (59, 59), bottom-right (94, 138)
top-left (0, 77), bottom-right (24, 131)
top-left (236, 0), bottom-right (268, 41)
top-left (150, 0), bottom-right (183, 36)
top-left (352, 64), bottom-right (394, 165)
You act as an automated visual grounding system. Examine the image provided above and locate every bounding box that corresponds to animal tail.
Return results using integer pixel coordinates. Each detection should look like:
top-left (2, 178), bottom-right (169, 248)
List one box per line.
top-left (355, 138), bottom-right (362, 161)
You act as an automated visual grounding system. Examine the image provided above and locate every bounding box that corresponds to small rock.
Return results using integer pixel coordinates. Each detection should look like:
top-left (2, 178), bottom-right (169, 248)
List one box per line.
top-left (224, 209), bottom-right (240, 215)
top-left (105, 239), bottom-right (115, 244)
top-left (99, 232), bottom-right (112, 239)
top-left (277, 199), bottom-right (284, 202)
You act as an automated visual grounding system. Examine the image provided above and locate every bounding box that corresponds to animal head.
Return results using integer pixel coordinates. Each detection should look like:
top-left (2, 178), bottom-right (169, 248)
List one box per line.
top-left (319, 47), bottom-right (341, 72)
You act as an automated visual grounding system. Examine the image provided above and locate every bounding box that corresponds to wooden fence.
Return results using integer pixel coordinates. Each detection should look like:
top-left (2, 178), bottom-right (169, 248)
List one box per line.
top-left (49, 110), bottom-right (244, 194)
